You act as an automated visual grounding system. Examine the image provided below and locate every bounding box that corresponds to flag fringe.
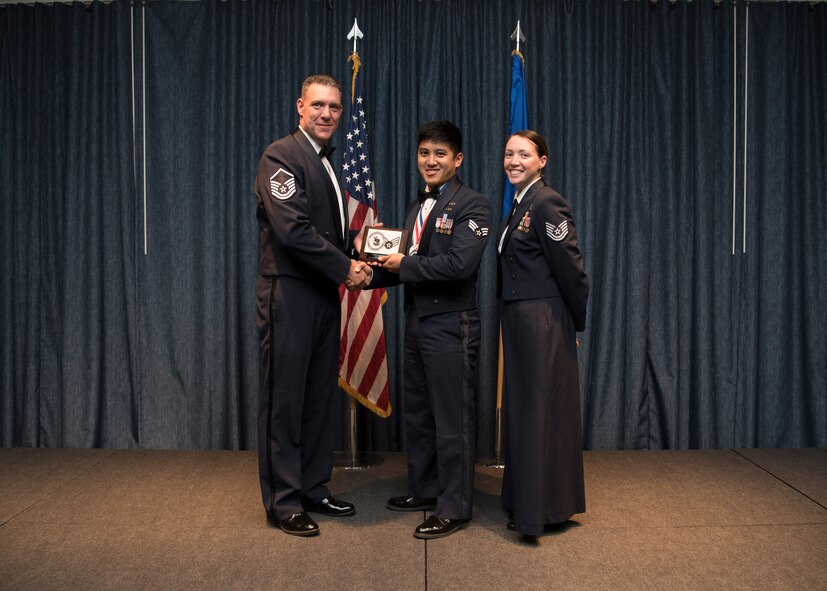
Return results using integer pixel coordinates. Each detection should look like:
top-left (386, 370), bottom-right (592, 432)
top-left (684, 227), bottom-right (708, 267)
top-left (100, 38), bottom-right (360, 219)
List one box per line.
top-left (339, 376), bottom-right (392, 418)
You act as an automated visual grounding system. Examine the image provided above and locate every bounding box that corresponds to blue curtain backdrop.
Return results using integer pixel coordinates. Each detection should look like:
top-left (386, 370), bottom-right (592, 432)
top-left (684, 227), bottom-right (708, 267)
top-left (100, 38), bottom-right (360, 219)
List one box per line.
top-left (1, 1), bottom-right (139, 447)
top-left (1, 0), bottom-right (825, 451)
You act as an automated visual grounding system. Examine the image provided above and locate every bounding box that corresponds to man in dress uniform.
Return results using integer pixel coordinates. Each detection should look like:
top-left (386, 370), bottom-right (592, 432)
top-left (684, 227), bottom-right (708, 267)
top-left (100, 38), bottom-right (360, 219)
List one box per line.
top-left (365, 120), bottom-right (492, 539)
top-left (253, 74), bottom-right (371, 537)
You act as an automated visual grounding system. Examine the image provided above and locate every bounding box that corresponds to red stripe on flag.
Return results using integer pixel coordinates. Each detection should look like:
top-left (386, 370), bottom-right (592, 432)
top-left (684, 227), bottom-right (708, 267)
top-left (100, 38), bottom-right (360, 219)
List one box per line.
top-left (337, 56), bottom-right (391, 417)
top-left (350, 201), bottom-right (369, 231)
top-left (346, 290), bottom-right (382, 374)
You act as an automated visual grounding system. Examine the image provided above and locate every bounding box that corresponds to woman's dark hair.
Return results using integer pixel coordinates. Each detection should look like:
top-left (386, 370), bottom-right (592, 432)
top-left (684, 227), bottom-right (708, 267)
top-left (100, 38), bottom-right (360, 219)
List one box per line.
top-left (510, 130), bottom-right (548, 160)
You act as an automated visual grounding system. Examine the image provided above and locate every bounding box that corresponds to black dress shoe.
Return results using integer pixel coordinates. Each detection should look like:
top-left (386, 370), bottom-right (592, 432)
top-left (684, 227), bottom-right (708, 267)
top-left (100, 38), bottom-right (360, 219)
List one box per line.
top-left (303, 497), bottom-right (356, 517)
top-left (268, 511), bottom-right (319, 537)
top-left (386, 495), bottom-right (437, 512)
top-left (413, 515), bottom-right (469, 539)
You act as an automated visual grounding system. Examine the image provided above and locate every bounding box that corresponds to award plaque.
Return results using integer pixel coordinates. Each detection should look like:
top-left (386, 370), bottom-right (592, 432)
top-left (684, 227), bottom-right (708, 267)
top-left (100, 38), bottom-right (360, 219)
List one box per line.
top-left (360, 226), bottom-right (409, 261)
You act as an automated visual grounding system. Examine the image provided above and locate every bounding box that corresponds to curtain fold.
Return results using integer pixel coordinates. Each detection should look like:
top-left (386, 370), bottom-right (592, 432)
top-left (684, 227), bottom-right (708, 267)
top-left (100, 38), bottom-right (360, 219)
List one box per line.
top-left (1, 1), bottom-right (138, 447)
top-left (2, 0), bottom-right (825, 451)
top-left (642, 1), bottom-right (738, 449)
top-left (735, 3), bottom-right (827, 447)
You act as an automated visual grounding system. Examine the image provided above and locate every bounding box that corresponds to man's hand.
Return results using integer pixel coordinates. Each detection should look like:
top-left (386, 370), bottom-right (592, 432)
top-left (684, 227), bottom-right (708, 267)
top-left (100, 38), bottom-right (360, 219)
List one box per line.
top-left (347, 263), bottom-right (372, 291)
top-left (348, 265), bottom-right (372, 291)
top-left (379, 253), bottom-right (404, 273)
top-left (345, 259), bottom-right (372, 290)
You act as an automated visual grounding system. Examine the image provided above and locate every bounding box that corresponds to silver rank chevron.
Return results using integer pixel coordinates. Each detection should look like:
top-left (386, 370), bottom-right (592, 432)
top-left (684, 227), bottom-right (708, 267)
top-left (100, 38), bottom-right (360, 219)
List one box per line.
top-left (545, 220), bottom-right (568, 241)
top-left (468, 219), bottom-right (488, 238)
top-left (269, 168), bottom-right (296, 200)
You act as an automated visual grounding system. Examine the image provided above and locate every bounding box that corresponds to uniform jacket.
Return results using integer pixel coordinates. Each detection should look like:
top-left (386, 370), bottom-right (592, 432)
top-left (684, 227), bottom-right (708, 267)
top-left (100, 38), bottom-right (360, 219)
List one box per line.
top-left (254, 128), bottom-right (353, 288)
top-left (371, 176), bottom-right (492, 317)
top-left (498, 179), bottom-right (589, 331)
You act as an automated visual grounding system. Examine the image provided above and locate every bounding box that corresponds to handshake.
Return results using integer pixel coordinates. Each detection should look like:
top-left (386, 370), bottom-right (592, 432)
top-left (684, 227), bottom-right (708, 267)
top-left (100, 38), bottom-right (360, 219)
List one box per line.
top-left (344, 260), bottom-right (372, 291)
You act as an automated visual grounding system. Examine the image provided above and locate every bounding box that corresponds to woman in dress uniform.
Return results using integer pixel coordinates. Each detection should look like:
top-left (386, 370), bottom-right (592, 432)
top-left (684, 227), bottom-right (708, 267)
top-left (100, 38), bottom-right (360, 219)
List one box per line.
top-left (497, 130), bottom-right (589, 537)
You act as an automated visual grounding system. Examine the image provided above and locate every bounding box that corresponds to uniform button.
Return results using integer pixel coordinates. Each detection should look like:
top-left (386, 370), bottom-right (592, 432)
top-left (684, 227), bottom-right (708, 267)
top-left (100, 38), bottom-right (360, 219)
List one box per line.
top-left (511, 273), bottom-right (516, 279)
top-left (511, 289), bottom-right (516, 295)
top-left (433, 299), bottom-right (439, 304)
top-left (324, 232), bottom-right (330, 237)
top-left (509, 256), bottom-right (514, 262)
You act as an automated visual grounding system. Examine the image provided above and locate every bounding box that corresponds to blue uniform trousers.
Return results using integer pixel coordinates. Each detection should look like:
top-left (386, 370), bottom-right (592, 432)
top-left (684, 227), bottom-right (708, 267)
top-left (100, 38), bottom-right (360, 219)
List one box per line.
top-left (256, 275), bottom-right (340, 520)
top-left (403, 307), bottom-right (479, 520)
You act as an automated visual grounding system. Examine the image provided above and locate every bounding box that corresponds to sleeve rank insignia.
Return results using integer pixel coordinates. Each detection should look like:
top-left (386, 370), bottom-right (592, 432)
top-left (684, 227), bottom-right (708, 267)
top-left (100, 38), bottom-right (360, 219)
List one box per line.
top-left (269, 168), bottom-right (296, 200)
top-left (545, 220), bottom-right (569, 241)
top-left (468, 219), bottom-right (488, 238)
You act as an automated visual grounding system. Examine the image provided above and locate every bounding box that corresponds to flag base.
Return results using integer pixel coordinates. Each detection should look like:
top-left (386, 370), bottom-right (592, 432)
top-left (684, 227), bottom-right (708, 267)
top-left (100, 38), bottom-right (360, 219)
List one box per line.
top-left (334, 451), bottom-right (385, 470)
top-left (479, 406), bottom-right (505, 468)
top-left (479, 456), bottom-right (505, 469)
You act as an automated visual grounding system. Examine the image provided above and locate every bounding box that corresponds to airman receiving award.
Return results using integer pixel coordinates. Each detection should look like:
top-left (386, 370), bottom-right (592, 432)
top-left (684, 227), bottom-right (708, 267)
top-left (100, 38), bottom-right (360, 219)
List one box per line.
top-left (360, 226), bottom-right (409, 261)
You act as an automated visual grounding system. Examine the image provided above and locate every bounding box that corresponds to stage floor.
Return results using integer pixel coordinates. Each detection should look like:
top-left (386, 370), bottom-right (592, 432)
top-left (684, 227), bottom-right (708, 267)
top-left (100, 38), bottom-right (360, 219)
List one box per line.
top-left (1, 448), bottom-right (825, 590)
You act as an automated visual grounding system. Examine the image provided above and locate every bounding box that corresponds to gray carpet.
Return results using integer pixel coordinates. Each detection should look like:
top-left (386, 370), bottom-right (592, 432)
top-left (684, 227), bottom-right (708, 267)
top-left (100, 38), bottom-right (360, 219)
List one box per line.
top-left (1, 448), bottom-right (825, 590)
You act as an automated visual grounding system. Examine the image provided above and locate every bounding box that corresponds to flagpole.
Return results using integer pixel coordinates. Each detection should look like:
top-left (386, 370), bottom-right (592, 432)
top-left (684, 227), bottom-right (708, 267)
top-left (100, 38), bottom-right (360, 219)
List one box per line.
top-left (334, 17), bottom-right (384, 470)
top-left (485, 21), bottom-right (529, 470)
top-left (484, 329), bottom-right (505, 468)
top-left (335, 395), bottom-right (385, 470)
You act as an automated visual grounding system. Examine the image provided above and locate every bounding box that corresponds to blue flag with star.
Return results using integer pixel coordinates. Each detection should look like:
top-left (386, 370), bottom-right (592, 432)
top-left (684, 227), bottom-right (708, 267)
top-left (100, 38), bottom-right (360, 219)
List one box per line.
top-left (503, 51), bottom-right (529, 220)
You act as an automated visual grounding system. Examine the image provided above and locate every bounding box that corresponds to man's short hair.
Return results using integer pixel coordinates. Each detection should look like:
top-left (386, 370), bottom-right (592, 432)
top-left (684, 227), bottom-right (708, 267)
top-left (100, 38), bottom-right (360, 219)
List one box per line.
top-left (301, 74), bottom-right (342, 97)
top-left (416, 120), bottom-right (463, 155)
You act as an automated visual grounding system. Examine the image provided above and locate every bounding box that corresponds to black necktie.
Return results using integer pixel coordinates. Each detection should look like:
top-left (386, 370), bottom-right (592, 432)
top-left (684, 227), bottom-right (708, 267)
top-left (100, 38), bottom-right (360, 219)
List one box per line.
top-left (318, 144), bottom-right (335, 159)
top-left (418, 188), bottom-right (440, 204)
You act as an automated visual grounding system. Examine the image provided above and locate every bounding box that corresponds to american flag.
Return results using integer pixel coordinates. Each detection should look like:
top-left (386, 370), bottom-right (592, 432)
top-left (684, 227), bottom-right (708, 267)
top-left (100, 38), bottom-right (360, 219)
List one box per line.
top-left (337, 55), bottom-right (391, 417)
